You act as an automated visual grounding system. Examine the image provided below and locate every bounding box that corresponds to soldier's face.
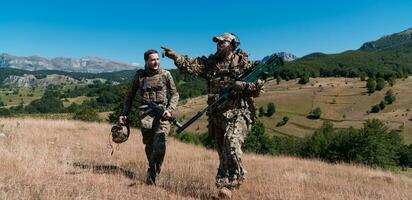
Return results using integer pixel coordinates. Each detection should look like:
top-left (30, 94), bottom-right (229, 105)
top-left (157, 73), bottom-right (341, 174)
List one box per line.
top-left (146, 53), bottom-right (160, 70)
top-left (217, 41), bottom-right (231, 52)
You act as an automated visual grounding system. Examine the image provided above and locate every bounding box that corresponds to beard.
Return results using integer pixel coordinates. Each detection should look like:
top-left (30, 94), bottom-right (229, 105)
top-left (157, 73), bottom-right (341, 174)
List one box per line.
top-left (214, 46), bottom-right (232, 60)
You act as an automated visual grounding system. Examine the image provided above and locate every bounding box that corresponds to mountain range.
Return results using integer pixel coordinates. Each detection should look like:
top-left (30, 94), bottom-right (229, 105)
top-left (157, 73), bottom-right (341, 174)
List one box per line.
top-left (0, 54), bottom-right (138, 73)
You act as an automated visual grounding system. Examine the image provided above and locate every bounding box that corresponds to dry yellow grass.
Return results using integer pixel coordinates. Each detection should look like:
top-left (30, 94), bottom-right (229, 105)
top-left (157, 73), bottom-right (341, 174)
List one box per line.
top-left (1, 118), bottom-right (412, 199)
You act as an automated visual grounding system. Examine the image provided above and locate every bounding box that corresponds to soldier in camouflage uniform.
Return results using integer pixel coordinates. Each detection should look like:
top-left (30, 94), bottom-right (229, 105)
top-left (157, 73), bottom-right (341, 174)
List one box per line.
top-left (119, 49), bottom-right (179, 185)
top-left (163, 33), bottom-right (264, 190)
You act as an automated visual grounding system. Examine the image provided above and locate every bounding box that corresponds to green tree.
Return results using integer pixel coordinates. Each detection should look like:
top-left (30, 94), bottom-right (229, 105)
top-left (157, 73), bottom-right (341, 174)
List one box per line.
top-left (367, 78), bottom-right (376, 93)
top-left (298, 74), bottom-right (310, 85)
top-left (379, 100), bottom-right (386, 110)
top-left (73, 107), bottom-right (101, 122)
top-left (266, 103), bottom-right (276, 117)
top-left (360, 73), bottom-right (367, 81)
top-left (108, 85), bottom-right (141, 128)
top-left (399, 144), bottom-right (412, 167)
top-left (0, 108), bottom-right (11, 117)
top-left (376, 78), bottom-right (385, 91)
top-left (276, 76), bottom-right (281, 85)
top-left (0, 96), bottom-right (4, 107)
top-left (384, 89), bottom-right (396, 104)
top-left (277, 116), bottom-right (289, 127)
top-left (243, 121), bottom-right (276, 154)
top-left (387, 76), bottom-right (396, 87)
top-left (308, 107), bottom-right (322, 119)
top-left (371, 105), bottom-right (380, 113)
top-left (301, 121), bottom-right (333, 158)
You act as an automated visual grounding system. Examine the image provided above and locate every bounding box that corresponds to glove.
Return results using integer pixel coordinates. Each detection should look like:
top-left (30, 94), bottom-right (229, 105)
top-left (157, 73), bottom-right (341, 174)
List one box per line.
top-left (161, 46), bottom-right (179, 61)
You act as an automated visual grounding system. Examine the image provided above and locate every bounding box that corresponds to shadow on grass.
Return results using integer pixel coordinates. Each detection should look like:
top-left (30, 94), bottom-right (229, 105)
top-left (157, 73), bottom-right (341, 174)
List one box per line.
top-left (71, 162), bottom-right (138, 180)
top-left (70, 162), bottom-right (215, 199)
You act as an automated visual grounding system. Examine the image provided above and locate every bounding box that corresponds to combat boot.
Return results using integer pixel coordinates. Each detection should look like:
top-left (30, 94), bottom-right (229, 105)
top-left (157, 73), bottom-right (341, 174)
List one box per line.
top-left (146, 168), bottom-right (156, 185)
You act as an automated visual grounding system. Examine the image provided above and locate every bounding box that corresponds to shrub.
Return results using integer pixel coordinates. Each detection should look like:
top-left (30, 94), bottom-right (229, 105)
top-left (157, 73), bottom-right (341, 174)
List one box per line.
top-left (387, 76), bottom-right (396, 87)
top-left (399, 144), bottom-right (412, 167)
top-left (73, 107), bottom-right (101, 122)
top-left (379, 100), bottom-right (386, 110)
top-left (0, 108), bottom-right (11, 117)
top-left (266, 103), bottom-right (276, 117)
top-left (384, 89), bottom-right (396, 104)
top-left (298, 74), bottom-right (310, 85)
top-left (276, 116), bottom-right (289, 127)
top-left (367, 78), bottom-right (376, 93)
top-left (376, 78), bottom-right (385, 91)
top-left (371, 105), bottom-right (380, 113)
top-left (307, 107), bottom-right (322, 119)
top-left (243, 121), bottom-right (276, 155)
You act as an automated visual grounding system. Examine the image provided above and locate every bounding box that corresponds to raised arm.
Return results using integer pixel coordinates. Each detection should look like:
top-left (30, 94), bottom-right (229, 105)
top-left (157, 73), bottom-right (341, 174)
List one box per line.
top-left (162, 47), bottom-right (208, 78)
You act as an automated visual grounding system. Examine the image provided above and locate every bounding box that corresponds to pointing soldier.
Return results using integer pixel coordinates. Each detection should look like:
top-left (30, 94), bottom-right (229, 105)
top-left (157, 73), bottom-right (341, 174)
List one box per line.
top-left (163, 33), bottom-right (264, 194)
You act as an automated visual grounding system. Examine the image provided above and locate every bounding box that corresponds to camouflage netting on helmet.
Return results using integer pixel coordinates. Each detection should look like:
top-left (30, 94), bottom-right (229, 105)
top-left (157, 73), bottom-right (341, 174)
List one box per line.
top-left (111, 124), bottom-right (130, 143)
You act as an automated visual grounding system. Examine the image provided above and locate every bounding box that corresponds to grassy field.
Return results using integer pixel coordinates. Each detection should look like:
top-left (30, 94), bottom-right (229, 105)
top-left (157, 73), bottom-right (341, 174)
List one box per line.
top-left (175, 77), bottom-right (412, 143)
top-left (1, 118), bottom-right (412, 199)
top-left (0, 88), bottom-right (44, 107)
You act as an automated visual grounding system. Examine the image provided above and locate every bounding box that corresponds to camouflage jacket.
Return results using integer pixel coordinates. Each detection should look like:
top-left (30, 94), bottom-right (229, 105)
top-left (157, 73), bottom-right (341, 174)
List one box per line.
top-left (174, 49), bottom-right (263, 118)
top-left (122, 68), bottom-right (179, 116)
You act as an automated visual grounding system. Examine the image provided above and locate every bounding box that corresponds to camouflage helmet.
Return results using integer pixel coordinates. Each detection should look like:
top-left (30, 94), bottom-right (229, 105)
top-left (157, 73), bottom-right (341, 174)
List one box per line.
top-left (213, 32), bottom-right (240, 49)
top-left (111, 123), bottom-right (130, 144)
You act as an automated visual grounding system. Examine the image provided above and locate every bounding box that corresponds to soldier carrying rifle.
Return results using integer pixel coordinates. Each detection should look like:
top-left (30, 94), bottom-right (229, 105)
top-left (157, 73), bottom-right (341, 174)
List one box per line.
top-left (163, 33), bottom-right (266, 197)
top-left (118, 49), bottom-right (179, 185)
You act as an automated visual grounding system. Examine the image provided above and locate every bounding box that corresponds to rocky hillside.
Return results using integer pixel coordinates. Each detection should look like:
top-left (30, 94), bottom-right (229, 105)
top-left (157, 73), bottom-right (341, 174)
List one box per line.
top-left (360, 28), bottom-right (412, 51)
top-left (280, 27), bottom-right (412, 79)
top-left (2, 74), bottom-right (108, 88)
top-left (0, 53), bottom-right (138, 73)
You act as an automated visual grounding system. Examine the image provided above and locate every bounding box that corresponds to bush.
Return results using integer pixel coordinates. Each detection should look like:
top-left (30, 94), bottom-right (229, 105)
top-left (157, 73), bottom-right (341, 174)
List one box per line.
top-left (108, 85), bottom-right (141, 128)
top-left (276, 76), bottom-right (281, 85)
top-left (307, 107), bottom-right (322, 119)
top-left (73, 107), bottom-right (101, 122)
top-left (367, 78), bottom-right (376, 93)
top-left (301, 121), bottom-right (333, 158)
top-left (0, 96), bottom-right (4, 107)
top-left (276, 116), bottom-right (289, 127)
top-left (301, 119), bottom-right (404, 168)
top-left (376, 78), bottom-right (385, 91)
top-left (360, 73), bottom-right (366, 81)
top-left (371, 105), bottom-right (380, 113)
top-left (384, 89), bottom-right (396, 104)
top-left (174, 132), bottom-right (202, 145)
top-left (379, 101), bottom-right (386, 110)
top-left (25, 97), bottom-right (64, 113)
top-left (399, 144), bottom-right (412, 167)
top-left (387, 76), bottom-right (396, 87)
top-left (0, 108), bottom-right (11, 117)
top-left (243, 121), bottom-right (276, 155)
top-left (266, 103), bottom-right (276, 117)
top-left (298, 74), bottom-right (310, 85)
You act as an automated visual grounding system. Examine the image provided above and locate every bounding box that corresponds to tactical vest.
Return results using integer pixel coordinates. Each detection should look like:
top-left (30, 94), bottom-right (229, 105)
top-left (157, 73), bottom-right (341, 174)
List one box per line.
top-left (207, 53), bottom-right (243, 94)
top-left (137, 69), bottom-right (168, 105)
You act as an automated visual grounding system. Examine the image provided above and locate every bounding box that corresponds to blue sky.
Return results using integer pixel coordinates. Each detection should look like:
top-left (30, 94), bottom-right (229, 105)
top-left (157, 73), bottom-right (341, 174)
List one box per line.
top-left (1, 0), bottom-right (411, 68)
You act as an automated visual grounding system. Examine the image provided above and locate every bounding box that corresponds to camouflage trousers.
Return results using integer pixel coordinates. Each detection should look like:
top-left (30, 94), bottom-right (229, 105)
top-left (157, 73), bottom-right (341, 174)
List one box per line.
top-left (140, 114), bottom-right (171, 178)
top-left (209, 109), bottom-right (252, 189)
